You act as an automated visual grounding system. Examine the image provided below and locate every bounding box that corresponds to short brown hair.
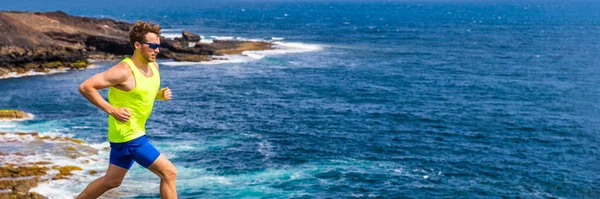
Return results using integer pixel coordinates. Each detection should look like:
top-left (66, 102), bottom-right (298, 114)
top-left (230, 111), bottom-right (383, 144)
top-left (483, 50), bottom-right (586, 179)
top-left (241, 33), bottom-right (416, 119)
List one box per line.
top-left (129, 20), bottom-right (161, 48)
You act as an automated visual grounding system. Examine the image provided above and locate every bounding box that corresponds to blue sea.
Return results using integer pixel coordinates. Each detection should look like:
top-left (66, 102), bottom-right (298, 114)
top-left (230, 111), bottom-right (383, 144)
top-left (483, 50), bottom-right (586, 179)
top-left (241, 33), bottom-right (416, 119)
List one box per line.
top-left (1, 0), bottom-right (600, 198)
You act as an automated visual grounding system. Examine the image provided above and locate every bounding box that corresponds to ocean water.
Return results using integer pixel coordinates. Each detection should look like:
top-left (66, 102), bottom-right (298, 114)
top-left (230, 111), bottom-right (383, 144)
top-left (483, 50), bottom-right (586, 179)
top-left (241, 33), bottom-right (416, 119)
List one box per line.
top-left (1, 0), bottom-right (600, 198)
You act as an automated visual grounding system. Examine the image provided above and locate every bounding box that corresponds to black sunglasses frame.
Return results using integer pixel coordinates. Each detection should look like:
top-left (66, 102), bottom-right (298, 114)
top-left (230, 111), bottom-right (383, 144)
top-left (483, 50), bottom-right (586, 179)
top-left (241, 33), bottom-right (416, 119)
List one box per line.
top-left (139, 42), bottom-right (160, 50)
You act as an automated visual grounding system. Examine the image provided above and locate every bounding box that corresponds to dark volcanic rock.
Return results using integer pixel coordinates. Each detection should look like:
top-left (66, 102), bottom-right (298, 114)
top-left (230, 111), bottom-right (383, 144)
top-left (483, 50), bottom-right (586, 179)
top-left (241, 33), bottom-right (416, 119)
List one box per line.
top-left (0, 11), bottom-right (273, 78)
top-left (182, 31), bottom-right (201, 42)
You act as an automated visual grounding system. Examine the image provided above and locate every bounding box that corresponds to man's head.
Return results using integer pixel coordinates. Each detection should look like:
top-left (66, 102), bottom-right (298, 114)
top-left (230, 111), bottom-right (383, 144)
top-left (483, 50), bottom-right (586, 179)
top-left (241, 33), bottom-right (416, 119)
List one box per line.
top-left (130, 20), bottom-right (161, 63)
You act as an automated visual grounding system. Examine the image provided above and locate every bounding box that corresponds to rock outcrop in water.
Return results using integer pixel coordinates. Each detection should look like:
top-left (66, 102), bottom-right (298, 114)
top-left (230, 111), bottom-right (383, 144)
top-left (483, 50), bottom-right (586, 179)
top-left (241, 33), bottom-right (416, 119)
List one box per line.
top-left (0, 110), bottom-right (31, 120)
top-left (0, 11), bottom-right (272, 78)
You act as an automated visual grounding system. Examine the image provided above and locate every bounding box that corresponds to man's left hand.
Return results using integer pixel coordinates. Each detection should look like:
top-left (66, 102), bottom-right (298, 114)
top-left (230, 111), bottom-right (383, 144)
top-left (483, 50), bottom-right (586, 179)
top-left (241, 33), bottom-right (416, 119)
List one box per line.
top-left (160, 87), bottom-right (172, 100)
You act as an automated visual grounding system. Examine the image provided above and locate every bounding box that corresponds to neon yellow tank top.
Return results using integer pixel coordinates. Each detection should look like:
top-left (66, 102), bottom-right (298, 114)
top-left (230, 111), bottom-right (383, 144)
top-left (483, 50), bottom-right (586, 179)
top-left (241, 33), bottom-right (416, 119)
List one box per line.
top-left (107, 57), bottom-right (160, 143)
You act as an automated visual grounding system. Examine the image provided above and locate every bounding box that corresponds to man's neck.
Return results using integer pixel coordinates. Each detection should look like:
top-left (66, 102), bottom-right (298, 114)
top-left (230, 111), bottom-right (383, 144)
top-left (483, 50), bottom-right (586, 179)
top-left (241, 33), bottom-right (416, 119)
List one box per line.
top-left (130, 53), bottom-right (150, 70)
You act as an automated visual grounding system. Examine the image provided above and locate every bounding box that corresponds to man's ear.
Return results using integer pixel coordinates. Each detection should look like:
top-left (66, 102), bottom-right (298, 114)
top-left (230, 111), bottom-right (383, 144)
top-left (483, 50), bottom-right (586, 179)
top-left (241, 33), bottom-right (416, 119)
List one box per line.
top-left (134, 41), bottom-right (140, 49)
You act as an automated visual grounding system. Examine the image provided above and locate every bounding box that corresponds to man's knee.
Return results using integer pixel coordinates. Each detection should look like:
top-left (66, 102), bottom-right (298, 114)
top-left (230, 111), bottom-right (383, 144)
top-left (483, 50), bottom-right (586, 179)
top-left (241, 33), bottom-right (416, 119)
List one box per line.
top-left (103, 177), bottom-right (124, 188)
top-left (161, 166), bottom-right (177, 181)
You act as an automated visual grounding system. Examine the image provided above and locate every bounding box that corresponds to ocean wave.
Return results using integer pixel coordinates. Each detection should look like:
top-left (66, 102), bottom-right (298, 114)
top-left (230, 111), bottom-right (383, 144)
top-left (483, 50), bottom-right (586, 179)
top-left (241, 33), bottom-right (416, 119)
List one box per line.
top-left (161, 40), bottom-right (324, 66)
top-left (161, 29), bottom-right (183, 32)
top-left (0, 68), bottom-right (70, 80)
top-left (238, 41), bottom-right (323, 61)
top-left (161, 33), bottom-right (181, 39)
top-left (0, 119), bottom-right (73, 136)
top-left (213, 36), bottom-right (235, 41)
top-left (160, 54), bottom-right (256, 66)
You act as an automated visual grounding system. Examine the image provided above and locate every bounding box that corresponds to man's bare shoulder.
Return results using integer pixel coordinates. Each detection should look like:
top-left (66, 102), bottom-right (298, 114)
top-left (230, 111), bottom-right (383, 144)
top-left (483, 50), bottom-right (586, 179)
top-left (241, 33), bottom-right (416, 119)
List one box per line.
top-left (105, 62), bottom-right (132, 82)
top-left (111, 62), bottom-right (132, 72)
top-left (153, 61), bottom-right (160, 70)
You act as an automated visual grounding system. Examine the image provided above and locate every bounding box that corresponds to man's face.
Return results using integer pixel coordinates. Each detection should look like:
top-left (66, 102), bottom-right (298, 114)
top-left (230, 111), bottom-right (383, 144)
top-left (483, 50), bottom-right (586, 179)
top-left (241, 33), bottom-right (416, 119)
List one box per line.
top-left (136, 32), bottom-right (160, 63)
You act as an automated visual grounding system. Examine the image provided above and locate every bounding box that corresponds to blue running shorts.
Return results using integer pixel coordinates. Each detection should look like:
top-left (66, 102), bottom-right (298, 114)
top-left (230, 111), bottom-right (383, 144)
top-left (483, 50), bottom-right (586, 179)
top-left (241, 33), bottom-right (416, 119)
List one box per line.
top-left (109, 135), bottom-right (161, 169)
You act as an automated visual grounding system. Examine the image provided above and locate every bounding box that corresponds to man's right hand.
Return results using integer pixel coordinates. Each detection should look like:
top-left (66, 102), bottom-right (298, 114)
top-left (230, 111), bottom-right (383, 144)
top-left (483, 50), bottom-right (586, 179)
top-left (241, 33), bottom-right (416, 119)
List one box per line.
top-left (111, 107), bottom-right (131, 122)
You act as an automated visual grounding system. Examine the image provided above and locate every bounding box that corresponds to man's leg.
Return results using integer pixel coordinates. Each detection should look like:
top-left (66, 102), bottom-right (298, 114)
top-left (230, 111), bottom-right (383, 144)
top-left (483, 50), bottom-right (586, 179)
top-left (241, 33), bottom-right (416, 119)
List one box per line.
top-left (76, 164), bottom-right (128, 199)
top-left (130, 138), bottom-right (177, 199)
top-left (146, 154), bottom-right (178, 199)
top-left (148, 154), bottom-right (177, 199)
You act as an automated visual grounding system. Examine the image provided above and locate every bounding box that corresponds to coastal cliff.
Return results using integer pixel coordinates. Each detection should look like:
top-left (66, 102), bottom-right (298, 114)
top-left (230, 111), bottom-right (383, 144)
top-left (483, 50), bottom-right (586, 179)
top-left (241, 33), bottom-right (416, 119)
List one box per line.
top-left (0, 11), bottom-right (272, 78)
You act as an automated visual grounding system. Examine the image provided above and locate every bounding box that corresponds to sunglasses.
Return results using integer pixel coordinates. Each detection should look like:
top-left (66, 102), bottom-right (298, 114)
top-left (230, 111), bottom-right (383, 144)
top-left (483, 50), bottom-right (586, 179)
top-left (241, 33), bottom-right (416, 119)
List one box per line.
top-left (139, 42), bottom-right (160, 50)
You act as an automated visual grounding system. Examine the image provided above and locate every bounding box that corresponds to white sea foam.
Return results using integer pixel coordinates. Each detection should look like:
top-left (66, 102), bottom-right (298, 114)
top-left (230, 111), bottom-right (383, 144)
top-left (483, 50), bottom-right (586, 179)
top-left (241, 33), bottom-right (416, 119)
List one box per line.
top-left (176, 40), bottom-right (323, 65)
top-left (160, 54), bottom-right (256, 66)
top-left (201, 176), bottom-right (233, 185)
top-left (162, 28), bottom-right (183, 32)
top-left (242, 51), bottom-right (266, 60)
top-left (213, 36), bottom-right (235, 41)
top-left (232, 37), bottom-right (263, 42)
top-left (0, 122), bottom-right (16, 129)
top-left (161, 33), bottom-right (181, 39)
top-left (0, 68), bottom-right (70, 79)
top-left (275, 42), bottom-right (324, 51)
top-left (245, 41), bottom-right (323, 57)
top-left (256, 134), bottom-right (274, 161)
top-left (71, 126), bottom-right (92, 129)
top-left (82, 63), bottom-right (99, 69)
top-left (232, 41), bottom-right (323, 63)
top-left (199, 39), bottom-right (214, 44)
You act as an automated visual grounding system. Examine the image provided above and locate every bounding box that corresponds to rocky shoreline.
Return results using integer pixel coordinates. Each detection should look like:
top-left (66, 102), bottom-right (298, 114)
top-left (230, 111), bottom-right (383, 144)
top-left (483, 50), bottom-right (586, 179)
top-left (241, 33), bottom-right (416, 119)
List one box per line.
top-left (0, 131), bottom-right (107, 199)
top-left (0, 110), bottom-right (136, 198)
top-left (0, 11), bottom-right (273, 78)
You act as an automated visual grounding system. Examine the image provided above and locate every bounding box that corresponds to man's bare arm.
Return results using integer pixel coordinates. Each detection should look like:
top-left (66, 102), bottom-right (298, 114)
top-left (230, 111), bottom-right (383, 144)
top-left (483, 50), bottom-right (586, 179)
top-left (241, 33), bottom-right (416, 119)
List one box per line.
top-left (78, 63), bottom-right (132, 122)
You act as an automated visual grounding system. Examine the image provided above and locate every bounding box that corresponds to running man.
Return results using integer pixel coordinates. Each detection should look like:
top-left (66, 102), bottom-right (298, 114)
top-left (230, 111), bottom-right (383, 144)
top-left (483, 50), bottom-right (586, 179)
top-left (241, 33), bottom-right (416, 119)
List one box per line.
top-left (77, 20), bottom-right (177, 199)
